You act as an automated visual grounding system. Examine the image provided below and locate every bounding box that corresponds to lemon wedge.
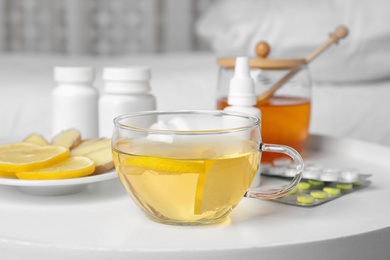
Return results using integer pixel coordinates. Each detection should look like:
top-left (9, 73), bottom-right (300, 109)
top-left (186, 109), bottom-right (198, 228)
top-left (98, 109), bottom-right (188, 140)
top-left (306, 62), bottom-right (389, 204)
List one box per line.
top-left (16, 156), bottom-right (96, 180)
top-left (0, 146), bottom-right (69, 172)
top-left (122, 156), bottom-right (207, 174)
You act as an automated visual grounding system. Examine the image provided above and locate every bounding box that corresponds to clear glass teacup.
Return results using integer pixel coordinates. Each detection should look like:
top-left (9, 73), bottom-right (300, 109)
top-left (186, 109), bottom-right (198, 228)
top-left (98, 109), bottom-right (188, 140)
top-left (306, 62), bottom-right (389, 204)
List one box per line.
top-left (112, 110), bottom-right (303, 225)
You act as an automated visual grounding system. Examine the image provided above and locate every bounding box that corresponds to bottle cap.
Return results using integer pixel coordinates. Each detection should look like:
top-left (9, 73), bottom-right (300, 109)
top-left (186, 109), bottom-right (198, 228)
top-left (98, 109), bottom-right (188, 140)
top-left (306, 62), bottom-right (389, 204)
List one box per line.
top-left (54, 67), bottom-right (95, 83)
top-left (103, 67), bottom-right (151, 81)
top-left (227, 57), bottom-right (256, 106)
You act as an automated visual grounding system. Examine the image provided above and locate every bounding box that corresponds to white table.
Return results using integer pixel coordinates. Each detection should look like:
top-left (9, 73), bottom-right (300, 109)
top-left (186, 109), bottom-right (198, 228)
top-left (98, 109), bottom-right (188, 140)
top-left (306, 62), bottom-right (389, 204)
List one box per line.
top-left (0, 135), bottom-right (389, 260)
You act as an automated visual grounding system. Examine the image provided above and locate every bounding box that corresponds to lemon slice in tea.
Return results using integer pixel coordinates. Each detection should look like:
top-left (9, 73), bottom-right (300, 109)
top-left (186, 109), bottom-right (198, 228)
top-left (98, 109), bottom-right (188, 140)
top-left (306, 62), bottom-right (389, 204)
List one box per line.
top-left (0, 146), bottom-right (69, 172)
top-left (120, 155), bottom-right (213, 220)
top-left (195, 153), bottom-right (259, 214)
top-left (16, 156), bottom-right (95, 180)
top-left (122, 156), bottom-right (207, 174)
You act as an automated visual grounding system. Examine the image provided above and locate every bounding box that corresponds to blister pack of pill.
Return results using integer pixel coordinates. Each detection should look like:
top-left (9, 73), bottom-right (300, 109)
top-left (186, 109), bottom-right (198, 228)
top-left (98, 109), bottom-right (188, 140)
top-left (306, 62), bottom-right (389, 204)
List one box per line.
top-left (261, 159), bottom-right (372, 184)
top-left (261, 159), bottom-right (372, 207)
top-left (272, 179), bottom-right (370, 207)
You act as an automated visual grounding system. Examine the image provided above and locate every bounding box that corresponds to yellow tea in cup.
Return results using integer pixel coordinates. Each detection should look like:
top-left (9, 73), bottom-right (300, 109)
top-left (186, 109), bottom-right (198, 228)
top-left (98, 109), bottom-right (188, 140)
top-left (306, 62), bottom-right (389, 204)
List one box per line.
top-left (113, 138), bottom-right (259, 224)
top-left (112, 111), bottom-right (303, 225)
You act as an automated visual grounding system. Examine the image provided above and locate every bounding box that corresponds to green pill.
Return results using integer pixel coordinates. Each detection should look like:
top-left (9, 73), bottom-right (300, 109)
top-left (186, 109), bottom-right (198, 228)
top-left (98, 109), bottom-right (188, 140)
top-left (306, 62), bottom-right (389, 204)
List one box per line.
top-left (308, 180), bottom-right (324, 187)
top-left (323, 187), bottom-right (341, 196)
top-left (310, 191), bottom-right (327, 199)
top-left (297, 182), bottom-right (311, 190)
top-left (336, 183), bottom-right (353, 191)
top-left (353, 182), bottom-right (362, 187)
top-left (289, 187), bottom-right (298, 195)
top-left (297, 194), bottom-right (314, 204)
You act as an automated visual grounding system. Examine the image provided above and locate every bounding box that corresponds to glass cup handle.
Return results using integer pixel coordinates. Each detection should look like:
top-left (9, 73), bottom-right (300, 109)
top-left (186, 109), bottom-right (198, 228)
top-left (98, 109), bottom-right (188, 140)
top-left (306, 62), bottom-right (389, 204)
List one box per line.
top-left (245, 143), bottom-right (304, 199)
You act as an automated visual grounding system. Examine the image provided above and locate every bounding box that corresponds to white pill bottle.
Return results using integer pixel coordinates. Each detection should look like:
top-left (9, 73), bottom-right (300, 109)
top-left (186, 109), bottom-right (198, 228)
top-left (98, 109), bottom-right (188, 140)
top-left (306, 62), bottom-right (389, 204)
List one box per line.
top-left (52, 67), bottom-right (99, 138)
top-left (99, 67), bottom-right (156, 138)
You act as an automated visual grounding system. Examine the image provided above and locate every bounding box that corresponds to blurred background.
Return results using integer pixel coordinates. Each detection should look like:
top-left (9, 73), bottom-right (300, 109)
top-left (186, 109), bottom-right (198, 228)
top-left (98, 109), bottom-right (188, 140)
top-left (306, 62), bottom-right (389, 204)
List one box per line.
top-left (0, 0), bottom-right (214, 55)
top-left (0, 0), bottom-right (390, 147)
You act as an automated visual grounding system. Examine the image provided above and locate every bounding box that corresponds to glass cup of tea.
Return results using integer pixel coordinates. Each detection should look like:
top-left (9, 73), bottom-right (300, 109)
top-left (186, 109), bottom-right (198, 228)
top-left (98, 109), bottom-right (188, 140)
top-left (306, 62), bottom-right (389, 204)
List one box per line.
top-left (112, 110), bottom-right (303, 225)
top-left (217, 43), bottom-right (312, 164)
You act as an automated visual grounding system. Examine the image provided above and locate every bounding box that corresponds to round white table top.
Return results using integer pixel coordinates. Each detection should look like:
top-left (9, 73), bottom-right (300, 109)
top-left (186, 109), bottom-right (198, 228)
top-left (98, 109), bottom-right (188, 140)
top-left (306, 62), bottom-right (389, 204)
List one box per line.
top-left (0, 135), bottom-right (389, 260)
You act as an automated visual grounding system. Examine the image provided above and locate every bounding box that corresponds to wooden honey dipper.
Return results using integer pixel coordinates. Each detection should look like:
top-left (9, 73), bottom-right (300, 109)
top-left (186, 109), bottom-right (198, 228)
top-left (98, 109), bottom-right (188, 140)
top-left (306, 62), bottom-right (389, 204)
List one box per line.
top-left (256, 25), bottom-right (349, 103)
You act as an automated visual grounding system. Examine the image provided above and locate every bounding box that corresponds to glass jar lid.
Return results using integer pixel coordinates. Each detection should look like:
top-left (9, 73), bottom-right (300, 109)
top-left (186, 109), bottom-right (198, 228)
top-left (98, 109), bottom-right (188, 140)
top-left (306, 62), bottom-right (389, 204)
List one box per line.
top-left (217, 42), bottom-right (307, 70)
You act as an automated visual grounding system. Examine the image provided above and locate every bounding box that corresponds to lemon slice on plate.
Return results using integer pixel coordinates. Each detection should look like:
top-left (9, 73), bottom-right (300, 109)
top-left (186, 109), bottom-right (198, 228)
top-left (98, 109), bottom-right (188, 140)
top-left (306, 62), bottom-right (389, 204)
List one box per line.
top-left (0, 171), bottom-right (16, 178)
top-left (0, 142), bottom-right (39, 152)
top-left (16, 156), bottom-right (96, 180)
top-left (0, 146), bottom-right (69, 172)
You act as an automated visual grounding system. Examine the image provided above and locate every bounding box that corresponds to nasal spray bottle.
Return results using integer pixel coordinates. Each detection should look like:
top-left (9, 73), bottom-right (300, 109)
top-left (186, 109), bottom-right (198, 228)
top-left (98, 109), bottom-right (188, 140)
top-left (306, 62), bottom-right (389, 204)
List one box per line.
top-left (223, 56), bottom-right (261, 118)
top-left (223, 56), bottom-right (261, 187)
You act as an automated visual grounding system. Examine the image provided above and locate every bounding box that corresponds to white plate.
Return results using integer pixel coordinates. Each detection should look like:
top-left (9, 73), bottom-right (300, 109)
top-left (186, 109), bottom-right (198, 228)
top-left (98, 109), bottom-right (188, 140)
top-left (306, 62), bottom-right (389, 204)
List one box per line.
top-left (0, 170), bottom-right (117, 196)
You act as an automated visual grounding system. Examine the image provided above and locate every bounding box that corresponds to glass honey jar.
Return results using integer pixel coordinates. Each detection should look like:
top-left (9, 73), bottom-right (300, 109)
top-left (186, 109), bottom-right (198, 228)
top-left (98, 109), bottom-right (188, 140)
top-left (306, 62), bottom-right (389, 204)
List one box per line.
top-left (216, 42), bottom-right (312, 164)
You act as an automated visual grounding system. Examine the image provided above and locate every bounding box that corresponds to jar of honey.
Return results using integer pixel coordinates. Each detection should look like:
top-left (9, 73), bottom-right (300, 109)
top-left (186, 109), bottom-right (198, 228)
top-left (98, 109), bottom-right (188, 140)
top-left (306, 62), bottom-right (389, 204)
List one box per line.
top-left (216, 42), bottom-right (312, 164)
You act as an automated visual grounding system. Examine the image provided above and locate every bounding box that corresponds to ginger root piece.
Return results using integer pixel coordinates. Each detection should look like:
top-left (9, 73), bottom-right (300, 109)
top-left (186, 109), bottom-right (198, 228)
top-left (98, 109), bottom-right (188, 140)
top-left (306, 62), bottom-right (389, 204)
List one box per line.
top-left (51, 128), bottom-right (81, 149)
top-left (73, 138), bottom-right (102, 149)
top-left (70, 138), bottom-right (111, 156)
top-left (23, 133), bottom-right (49, 146)
top-left (85, 146), bottom-right (114, 175)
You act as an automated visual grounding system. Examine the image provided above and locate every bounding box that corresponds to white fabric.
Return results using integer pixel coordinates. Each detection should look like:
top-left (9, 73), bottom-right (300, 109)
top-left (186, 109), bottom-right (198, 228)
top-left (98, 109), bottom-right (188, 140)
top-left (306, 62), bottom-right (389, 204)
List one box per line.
top-left (196, 0), bottom-right (390, 82)
top-left (0, 53), bottom-right (389, 147)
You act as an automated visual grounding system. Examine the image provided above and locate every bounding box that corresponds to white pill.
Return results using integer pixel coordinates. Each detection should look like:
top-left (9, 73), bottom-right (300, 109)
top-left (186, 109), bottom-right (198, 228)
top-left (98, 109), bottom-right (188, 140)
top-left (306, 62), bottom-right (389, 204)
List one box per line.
top-left (321, 167), bottom-right (341, 174)
top-left (340, 168), bottom-right (360, 182)
top-left (260, 163), bottom-right (272, 174)
top-left (303, 169), bottom-right (320, 179)
top-left (270, 165), bottom-right (287, 175)
top-left (305, 163), bottom-right (323, 172)
top-left (284, 165), bottom-right (297, 177)
top-left (320, 167), bottom-right (341, 182)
